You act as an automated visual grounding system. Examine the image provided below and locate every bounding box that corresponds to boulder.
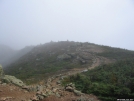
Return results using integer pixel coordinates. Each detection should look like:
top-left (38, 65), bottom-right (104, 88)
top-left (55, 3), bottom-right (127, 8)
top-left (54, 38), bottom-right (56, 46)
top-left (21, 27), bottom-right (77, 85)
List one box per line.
top-left (36, 85), bottom-right (44, 91)
top-left (65, 83), bottom-right (82, 96)
top-left (74, 89), bottom-right (82, 96)
top-left (38, 95), bottom-right (44, 100)
top-left (67, 83), bottom-right (75, 88)
top-left (55, 92), bottom-right (60, 98)
top-left (65, 86), bottom-right (74, 92)
top-left (57, 53), bottom-right (71, 60)
top-left (2, 75), bottom-right (25, 87)
top-left (57, 80), bottom-right (61, 84)
top-left (65, 83), bottom-right (75, 92)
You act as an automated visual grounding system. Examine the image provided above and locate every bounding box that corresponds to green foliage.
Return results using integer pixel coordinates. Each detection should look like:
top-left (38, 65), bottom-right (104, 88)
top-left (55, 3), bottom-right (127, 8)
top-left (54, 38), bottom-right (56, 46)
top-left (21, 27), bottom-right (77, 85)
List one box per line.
top-left (97, 46), bottom-right (134, 60)
top-left (62, 59), bottom-right (134, 101)
top-left (4, 41), bottom-right (134, 85)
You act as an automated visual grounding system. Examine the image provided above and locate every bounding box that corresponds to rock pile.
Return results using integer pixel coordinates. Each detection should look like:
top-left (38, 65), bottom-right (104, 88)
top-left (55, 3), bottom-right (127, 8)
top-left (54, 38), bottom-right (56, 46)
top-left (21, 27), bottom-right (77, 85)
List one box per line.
top-left (29, 77), bottom-right (63, 101)
top-left (29, 75), bottom-right (82, 101)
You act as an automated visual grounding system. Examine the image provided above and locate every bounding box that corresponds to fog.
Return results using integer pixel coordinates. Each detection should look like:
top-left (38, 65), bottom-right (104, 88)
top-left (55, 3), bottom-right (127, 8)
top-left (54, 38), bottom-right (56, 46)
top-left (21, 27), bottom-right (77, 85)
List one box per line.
top-left (0, 0), bottom-right (134, 50)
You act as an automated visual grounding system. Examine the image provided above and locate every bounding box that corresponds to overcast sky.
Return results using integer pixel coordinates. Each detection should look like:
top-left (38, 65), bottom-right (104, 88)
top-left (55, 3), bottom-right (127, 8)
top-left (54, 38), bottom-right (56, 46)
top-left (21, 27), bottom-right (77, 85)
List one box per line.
top-left (0, 0), bottom-right (134, 50)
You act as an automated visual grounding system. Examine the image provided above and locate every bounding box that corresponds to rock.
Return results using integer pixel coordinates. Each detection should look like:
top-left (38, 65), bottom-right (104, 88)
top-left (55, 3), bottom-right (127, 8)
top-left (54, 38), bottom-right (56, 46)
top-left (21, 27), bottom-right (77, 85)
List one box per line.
top-left (24, 90), bottom-right (28, 93)
top-left (68, 83), bottom-right (75, 88)
top-left (22, 86), bottom-right (29, 91)
top-left (46, 84), bottom-right (51, 89)
top-left (2, 75), bottom-right (25, 87)
top-left (36, 91), bottom-right (41, 95)
top-left (56, 80), bottom-right (61, 84)
top-left (46, 89), bottom-right (52, 96)
top-left (36, 85), bottom-right (44, 91)
top-left (74, 90), bottom-right (82, 96)
top-left (65, 83), bottom-right (82, 96)
top-left (30, 95), bottom-right (39, 101)
top-left (56, 74), bottom-right (62, 78)
top-left (28, 86), bottom-right (37, 92)
top-left (47, 78), bottom-right (52, 83)
top-left (0, 97), bottom-right (6, 101)
top-left (79, 58), bottom-right (86, 64)
top-left (37, 95), bottom-right (44, 100)
top-left (0, 97), bottom-right (13, 101)
top-left (81, 69), bottom-right (88, 73)
top-left (0, 65), bottom-right (4, 80)
top-left (55, 92), bottom-right (60, 98)
top-left (51, 77), bottom-right (55, 81)
top-left (76, 56), bottom-right (86, 64)
top-left (66, 83), bottom-right (75, 89)
top-left (65, 86), bottom-right (74, 92)
top-left (59, 76), bottom-right (67, 80)
top-left (65, 83), bottom-right (76, 92)
top-left (57, 53), bottom-right (71, 60)
top-left (41, 93), bottom-right (48, 97)
top-left (0, 65), bottom-right (26, 88)
top-left (36, 91), bottom-right (48, 99)
top-left (80, 60), bottom-right (86, 64)
top-left (52, 88), bottom-right (57, 93)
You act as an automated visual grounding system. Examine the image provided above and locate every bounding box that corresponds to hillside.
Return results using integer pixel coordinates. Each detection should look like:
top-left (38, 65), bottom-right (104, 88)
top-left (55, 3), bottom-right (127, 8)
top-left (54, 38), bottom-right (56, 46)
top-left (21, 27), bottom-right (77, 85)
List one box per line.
top-left (0, 45), bottom-right (34, 67)
top-left (4, 41), bottom-right (134, 84)
top-left (0, 44), bottom-right (16, 67)
top-left (62, 59), bottom-right (134, 101)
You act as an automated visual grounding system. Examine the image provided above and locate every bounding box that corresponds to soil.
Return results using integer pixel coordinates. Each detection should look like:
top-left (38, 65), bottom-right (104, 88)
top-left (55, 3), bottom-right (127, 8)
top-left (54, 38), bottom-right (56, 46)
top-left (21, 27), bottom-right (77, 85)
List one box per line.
top-left (0, 83), bottom-right (35, 101)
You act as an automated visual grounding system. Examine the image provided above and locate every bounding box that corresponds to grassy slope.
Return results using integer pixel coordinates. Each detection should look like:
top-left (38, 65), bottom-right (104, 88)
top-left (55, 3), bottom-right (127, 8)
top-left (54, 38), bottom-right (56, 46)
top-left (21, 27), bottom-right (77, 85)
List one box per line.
top-left (4, 41), bottom-right (91, 83)
top-left (4, 41), bottom-right (134, 84)
top-left (62, 59), bottom-right (134, 101)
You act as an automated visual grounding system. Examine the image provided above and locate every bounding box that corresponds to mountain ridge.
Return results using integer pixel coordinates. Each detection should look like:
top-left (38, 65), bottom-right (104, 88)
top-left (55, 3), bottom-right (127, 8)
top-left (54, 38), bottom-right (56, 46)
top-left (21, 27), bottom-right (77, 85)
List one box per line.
top-left (4, 41), bottom-right (134, 84)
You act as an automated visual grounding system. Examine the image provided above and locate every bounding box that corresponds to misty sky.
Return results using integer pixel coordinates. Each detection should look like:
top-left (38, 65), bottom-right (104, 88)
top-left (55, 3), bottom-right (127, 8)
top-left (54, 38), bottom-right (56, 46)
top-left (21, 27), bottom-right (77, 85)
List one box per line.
top-left (0, 0), bottom-right (134, 50)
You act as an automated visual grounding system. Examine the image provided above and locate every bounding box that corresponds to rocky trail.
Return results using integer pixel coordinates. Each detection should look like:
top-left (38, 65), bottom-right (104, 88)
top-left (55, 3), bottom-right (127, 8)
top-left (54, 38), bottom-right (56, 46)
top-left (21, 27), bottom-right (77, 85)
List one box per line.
top-left (0, 56), bottom-right (111, 101)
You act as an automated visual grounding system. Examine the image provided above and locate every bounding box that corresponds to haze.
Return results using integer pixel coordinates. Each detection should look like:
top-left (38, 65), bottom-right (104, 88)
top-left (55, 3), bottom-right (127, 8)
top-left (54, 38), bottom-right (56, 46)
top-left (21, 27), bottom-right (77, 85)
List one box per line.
top-left (0, 0), bottom-right (134, 50)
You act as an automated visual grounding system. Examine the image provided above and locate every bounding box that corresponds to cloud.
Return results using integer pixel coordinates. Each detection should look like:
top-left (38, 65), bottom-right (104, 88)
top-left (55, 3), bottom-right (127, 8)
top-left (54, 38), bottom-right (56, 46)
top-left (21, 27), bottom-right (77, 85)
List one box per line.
top-left (0, 0), bottom-right (134, 50)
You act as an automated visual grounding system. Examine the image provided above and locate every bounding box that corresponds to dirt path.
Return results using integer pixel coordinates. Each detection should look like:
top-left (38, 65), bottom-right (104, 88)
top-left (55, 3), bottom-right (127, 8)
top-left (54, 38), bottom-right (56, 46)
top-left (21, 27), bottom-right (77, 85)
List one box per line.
top-left (41, 57), bottom-right (111, 101)
top-left (0, 57), bottom-right (110, 101)
top-left (0, 84), bottom-right (35, 101)
top-left (63, 56), bottom-right (111, 76)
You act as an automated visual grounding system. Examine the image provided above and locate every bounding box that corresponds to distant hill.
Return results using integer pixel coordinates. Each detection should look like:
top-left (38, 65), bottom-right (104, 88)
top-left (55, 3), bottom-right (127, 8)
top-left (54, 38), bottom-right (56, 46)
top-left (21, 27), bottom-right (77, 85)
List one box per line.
top-left (4, 41), bottom-right (134, 84)
top-left (0, 44), bottom-right (34, 67)
top-left (0, 44), bottom-right (16, 67)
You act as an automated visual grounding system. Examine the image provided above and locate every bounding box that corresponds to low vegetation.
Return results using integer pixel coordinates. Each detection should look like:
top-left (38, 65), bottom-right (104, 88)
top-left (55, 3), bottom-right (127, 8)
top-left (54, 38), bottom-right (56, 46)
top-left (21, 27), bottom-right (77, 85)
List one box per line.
top-left (4, 41), bottom-right (134, 85)
top-left (62, 59), bottom-right (134, 101)
top-left (97, 45), bottom-right (134, 60)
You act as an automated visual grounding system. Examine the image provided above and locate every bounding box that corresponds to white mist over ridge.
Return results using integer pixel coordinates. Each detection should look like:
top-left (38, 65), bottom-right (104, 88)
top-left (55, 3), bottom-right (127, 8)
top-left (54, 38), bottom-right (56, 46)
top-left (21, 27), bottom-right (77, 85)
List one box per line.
top-left (0, 0), bottom-right (134, 50)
